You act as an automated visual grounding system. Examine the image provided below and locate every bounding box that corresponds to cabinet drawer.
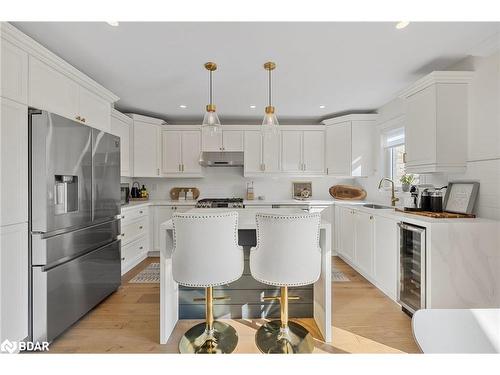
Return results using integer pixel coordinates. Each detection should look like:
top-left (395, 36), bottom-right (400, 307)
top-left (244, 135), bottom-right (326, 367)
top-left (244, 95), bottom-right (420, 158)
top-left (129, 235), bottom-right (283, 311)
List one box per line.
top-left (121, 217), bottom-right (148, 245)
top-left (121, 237), bottom-right (147, 266)
top-left (120, 206), bottom-right (148, 224)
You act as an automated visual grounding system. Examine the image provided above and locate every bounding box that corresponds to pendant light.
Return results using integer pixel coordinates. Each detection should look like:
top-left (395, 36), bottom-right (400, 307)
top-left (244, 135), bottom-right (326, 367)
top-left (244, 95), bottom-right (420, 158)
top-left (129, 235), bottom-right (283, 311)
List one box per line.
top-left (201, 62), bottom-right (222, 134)
top-left (261, 61), bottom-right (279, 134)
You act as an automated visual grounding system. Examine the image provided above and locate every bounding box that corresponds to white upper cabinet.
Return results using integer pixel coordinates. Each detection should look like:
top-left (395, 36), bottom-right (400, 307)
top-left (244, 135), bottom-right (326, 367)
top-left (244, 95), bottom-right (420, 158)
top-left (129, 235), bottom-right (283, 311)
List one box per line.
top-left (201, 129), bottom-right (222, 151)
top-left (323, 114), bottom-right (377, 177)
top-left (132, 116), bottom-right (162, 177)
top-left (281, 130), bottom-right (302, 173)
top-left (400, 71), bottom-right (472, 174)
top-left (181, 130), bottom-right (203, 174)
top-left (29, 56), bottom-right (79, 121)
top-left (29, 56), bottom-right (112, 132)
top-left (0, 98), bottom-right (28, 226)
top-left (161, 128), bottom-right (202, 177)
top-left (281, 128), bottom-right (325, 174)
top-left (262, 132), bottom-right (281, 173)
top-left (244, 131), bottom-right (263, 175)
top-left (110, 109), bottom-right (133, 177)
top-left (77, 85), bottom-right (111, 132)
top-left (244, 130), bottom-right (281, 175)
top-left (201, 127), bottom-right (243, 151)
top-left (222, 130), bottom-right (244, 151)
top-left (1, 38), bottom-right (28, 104)
top-left (302, 130), bottom-right (325, 173)
top-left (162, 130), bottom-right (182, 174)
top-left (325, 121), bottom-right (351, 176)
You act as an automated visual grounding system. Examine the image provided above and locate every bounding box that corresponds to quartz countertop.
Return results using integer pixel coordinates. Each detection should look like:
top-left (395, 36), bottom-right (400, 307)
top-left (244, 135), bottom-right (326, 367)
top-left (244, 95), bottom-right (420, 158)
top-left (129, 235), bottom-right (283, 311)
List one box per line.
top-left (160, 207), bottom-right (331, 230)
top-left (121, 199), bottom-right (197, 210)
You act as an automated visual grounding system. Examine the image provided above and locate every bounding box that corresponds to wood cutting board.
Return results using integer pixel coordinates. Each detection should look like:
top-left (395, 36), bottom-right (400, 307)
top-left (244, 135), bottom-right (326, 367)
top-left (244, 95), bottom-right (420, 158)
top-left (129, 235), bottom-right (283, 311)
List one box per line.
top-left (329, 185), bottom-right (367, 200)
top-left (395, 208), bottom-right (476, 219)
top-left (169, 187), bottom-right (200, 201)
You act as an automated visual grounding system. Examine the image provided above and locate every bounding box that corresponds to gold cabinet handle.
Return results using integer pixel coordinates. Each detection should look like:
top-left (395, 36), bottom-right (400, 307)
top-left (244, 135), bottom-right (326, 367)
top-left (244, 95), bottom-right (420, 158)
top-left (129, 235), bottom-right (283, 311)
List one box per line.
top-left (157, 168), bottom-right (160, 176)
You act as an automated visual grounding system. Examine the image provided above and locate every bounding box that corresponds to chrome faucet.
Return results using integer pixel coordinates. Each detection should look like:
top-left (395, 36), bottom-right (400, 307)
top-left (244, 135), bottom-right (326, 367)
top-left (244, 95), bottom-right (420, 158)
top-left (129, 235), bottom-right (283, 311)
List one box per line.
top-left (378, 177), bottom-right (400, 207)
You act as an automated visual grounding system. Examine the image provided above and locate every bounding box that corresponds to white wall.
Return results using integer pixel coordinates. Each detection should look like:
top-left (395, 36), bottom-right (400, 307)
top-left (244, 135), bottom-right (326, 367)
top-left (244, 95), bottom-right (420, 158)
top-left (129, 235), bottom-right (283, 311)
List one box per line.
top-left (123, 169), bottom-right (354, 201)
top-left (355, 51), bottom-right (500, 220)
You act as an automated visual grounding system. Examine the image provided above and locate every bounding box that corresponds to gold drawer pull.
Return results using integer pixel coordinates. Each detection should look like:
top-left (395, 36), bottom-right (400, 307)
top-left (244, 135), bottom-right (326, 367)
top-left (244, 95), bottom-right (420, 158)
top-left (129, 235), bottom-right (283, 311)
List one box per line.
top-left (193, 296), bottom-right (231, 302)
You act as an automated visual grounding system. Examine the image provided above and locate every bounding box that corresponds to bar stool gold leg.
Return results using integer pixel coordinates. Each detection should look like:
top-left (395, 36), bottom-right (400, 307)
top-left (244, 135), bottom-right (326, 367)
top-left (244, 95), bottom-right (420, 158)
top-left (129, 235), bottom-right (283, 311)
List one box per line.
top-left (255, 286), bottom-right (315, 354)
top-left (179, 287), bottom-right (239, 354)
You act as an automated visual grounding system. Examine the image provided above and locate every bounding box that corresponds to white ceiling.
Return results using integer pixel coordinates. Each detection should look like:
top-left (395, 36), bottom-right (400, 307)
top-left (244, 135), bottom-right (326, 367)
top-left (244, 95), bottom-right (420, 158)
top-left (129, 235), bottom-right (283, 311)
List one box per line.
top-left (12, 22), bottom-right (500, 124)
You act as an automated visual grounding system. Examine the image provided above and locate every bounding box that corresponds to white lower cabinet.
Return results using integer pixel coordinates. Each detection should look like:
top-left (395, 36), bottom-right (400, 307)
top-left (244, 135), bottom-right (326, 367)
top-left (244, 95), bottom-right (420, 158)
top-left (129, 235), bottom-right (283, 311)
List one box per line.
top-left (120, 206), bottom-right (150, 275)
top-left (335, 205), bottom-right (398, 302)
top-left (338, 207), bottom-right (355, 262)
top-left (373, 216), bottom-right (398, 300)
top-left (0, 222), bottom-right (28, 344)
top-left (354, 211), bottom-right (374, 280)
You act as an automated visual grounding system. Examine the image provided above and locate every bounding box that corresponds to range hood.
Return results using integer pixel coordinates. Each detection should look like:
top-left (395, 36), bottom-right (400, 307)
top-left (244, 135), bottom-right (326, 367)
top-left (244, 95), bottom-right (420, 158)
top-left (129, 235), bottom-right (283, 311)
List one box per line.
top-left (199, 151), bottom-right (244, 167)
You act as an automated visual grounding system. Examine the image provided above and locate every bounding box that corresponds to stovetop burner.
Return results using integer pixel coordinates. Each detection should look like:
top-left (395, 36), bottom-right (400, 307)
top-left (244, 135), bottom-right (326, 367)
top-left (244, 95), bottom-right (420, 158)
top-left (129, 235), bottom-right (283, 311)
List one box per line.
top-left (196, 198), bottom-right (244, 208)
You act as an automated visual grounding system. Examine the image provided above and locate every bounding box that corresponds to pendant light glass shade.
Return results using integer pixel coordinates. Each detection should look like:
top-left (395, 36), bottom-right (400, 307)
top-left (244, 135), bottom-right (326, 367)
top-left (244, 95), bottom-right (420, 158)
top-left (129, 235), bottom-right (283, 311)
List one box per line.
top-left (261, 61), bottom-right (279, 135)
top-left (201, 62), bottom-right (222, 134)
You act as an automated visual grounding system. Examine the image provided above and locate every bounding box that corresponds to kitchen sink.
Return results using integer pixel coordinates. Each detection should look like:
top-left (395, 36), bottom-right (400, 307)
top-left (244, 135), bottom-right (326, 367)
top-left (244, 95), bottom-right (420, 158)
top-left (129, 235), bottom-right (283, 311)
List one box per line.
top-left (362, 203), bottom-right (394, 210)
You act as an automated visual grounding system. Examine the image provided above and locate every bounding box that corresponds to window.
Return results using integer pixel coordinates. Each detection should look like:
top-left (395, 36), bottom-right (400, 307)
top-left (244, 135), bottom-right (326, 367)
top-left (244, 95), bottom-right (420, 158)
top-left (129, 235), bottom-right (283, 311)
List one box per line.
top-left (382, 127), bottom-right (412, 188)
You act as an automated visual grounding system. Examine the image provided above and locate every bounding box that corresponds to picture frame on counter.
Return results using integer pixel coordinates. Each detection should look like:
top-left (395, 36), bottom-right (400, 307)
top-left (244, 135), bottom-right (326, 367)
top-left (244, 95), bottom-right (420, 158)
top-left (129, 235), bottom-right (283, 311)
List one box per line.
top-left (292, 181), bottom-right (312, 200)
top-left (443, 181), bottom-right (480, 215)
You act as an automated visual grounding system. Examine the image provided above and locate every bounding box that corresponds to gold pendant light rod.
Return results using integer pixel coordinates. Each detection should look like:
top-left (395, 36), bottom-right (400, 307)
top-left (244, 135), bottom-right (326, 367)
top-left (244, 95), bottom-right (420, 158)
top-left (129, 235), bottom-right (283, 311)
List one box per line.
top-left (264, 61), bottom-right (276, 114)
top-left (205, 62), bottom-right (217, 112)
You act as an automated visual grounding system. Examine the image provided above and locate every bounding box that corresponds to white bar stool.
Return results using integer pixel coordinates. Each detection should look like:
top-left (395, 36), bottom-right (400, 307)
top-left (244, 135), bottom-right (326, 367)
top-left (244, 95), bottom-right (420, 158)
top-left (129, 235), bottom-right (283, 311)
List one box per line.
top-left (250, 212), bottom-right (321, 354)
top-left (172, 211), bottom-right (244, 354)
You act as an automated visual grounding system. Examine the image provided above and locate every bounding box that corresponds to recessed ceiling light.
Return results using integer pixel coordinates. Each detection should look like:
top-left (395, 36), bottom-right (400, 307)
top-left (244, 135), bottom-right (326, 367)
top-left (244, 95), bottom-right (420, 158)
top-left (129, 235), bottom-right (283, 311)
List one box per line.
top-left (395, 21), bottom-right (410, 30)
top-left (179, 105), bottom-right (187, 109)
top-left (319, 105), bottom-right (326, 109)
top-left (250, 105), bottom-right (256, 109)
top-left (106, 21), bottom-right (119, 27)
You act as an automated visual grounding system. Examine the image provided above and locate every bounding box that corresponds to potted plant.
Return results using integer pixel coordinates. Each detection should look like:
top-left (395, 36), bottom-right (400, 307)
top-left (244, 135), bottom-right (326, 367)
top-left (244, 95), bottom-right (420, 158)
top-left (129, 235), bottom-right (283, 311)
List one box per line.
top-left (400, 174), bottom-right (415, 192)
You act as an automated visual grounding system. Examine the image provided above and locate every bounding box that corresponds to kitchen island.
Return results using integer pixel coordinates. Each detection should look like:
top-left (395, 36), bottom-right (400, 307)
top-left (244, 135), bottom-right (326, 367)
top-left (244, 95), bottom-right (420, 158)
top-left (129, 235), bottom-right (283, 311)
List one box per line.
top-left (159, 208), bottom-right (332, 344)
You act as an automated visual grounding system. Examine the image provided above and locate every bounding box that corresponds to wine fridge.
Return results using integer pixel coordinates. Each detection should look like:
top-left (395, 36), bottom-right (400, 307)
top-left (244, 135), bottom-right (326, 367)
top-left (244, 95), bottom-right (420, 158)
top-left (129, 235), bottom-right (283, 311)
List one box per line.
top-left (397, 222), bottom-right (426, 315)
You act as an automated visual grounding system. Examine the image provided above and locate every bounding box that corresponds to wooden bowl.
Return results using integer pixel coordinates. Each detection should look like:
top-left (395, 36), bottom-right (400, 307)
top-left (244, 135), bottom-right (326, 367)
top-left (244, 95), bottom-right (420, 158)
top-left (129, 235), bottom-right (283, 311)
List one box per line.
top-left (329, 185), bottom-right (367, 200)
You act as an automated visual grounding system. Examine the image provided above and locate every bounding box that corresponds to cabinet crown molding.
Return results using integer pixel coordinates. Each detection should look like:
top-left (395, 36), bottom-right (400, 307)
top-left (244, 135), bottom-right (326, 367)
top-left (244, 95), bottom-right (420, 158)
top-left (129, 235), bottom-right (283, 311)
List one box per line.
top-left (398, 71), bottom-right (474, 98)
top-left (1, 22), bottom-right (119, 104)
top-left (111, 108), bottom-right (133, 124)
top-left (321, 114), bottom-right (378, 126)
top-left (126, 113), bottom-right (167, 125)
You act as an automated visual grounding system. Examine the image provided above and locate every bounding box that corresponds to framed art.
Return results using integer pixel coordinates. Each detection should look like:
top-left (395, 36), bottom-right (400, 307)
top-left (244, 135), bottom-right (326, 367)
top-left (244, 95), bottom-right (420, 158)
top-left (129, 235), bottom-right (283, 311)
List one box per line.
top-left (443, 181), bottom-right (480, 214)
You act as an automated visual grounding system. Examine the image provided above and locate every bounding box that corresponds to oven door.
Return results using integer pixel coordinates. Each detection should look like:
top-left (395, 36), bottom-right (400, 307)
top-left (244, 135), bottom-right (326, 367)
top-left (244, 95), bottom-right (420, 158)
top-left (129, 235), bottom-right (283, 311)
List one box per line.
top-left (397, 222), bottom-right (426, 314)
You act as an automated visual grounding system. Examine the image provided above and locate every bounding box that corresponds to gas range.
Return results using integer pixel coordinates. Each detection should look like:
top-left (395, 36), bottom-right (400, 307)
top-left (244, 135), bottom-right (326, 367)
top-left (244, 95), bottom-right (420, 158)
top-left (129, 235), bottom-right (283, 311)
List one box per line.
top-left (196, 198), bottom-right (245, 208)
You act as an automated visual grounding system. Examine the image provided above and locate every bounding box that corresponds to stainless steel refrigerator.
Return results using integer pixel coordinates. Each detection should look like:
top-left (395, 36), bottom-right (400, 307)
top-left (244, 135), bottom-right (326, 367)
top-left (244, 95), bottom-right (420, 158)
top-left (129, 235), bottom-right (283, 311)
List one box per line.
top-left (29, 109), bottom-right (121, 342)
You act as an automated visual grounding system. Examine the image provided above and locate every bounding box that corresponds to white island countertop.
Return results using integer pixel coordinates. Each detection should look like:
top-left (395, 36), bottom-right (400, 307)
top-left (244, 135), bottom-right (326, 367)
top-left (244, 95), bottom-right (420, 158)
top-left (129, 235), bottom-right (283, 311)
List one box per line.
top-left (159, 207), bottom-right (332, 345)
top-left (413, 309), bottom-right (500, 353)
top-left (160, 207), bottom-right (331, 230)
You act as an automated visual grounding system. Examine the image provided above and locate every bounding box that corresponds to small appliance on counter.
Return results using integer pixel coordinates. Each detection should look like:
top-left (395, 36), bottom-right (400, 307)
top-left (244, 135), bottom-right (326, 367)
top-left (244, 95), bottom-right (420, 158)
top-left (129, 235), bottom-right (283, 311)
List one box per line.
top-left (399, 182), bottom-right (478, 218)
top-left (120, 183), bottom-right (130, 205)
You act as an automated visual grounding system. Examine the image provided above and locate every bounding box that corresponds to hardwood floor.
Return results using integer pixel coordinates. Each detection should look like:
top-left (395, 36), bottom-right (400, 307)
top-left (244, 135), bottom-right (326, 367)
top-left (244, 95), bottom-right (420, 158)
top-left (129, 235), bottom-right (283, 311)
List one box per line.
top-left (46, 257), bottom-right (420, 353)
